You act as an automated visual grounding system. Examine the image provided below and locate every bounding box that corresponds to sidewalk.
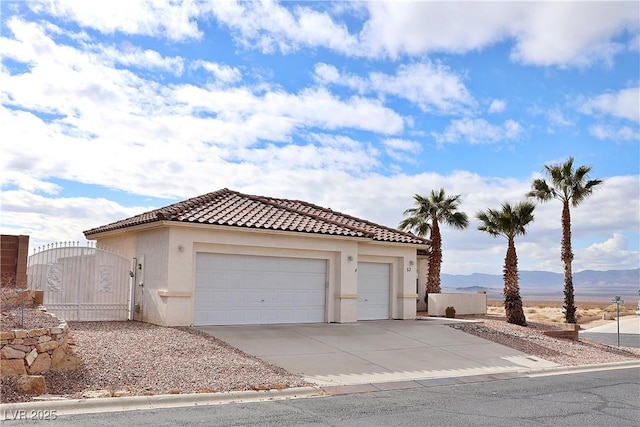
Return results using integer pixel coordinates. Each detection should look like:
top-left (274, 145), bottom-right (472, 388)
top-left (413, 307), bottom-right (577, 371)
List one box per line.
top-left (579, 316), bottom-right (640, 348)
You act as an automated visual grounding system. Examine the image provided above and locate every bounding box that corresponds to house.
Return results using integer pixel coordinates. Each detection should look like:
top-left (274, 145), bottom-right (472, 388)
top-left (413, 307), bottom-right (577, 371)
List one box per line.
top-left (83, 188), bottom-right (430, 326)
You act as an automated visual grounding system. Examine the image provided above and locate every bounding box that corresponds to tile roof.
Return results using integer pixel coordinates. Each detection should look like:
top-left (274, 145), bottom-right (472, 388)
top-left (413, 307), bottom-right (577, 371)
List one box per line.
top-left (83, 188), bottom-right (429, 245)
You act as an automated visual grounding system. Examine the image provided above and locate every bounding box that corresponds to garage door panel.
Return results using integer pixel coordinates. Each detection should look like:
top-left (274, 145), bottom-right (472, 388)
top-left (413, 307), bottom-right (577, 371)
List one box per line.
top-left (357, 262), bottom-right (390, 321)
top-left (195, 253), bottom-right (326, 325)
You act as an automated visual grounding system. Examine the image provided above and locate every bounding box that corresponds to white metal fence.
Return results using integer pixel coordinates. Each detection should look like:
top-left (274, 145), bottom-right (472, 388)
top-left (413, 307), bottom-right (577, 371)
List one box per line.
top-left (28, 242), bottom-right (131, 321)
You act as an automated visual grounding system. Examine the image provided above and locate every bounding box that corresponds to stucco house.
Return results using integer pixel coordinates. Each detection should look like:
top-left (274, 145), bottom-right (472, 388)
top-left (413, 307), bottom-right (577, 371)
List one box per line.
top-left (83, 188), bottom-right (430, 327)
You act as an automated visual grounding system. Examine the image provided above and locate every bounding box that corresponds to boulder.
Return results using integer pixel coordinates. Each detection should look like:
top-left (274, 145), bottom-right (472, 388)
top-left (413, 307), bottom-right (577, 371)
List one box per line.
top-left (17, 375), bottom-right (47, 395)
top-left (50, 351), bottom-right (81, 372)
top-left (1, 359), bottom-right (27, 377)
top-left (28, 352), bottom-right (51, 374)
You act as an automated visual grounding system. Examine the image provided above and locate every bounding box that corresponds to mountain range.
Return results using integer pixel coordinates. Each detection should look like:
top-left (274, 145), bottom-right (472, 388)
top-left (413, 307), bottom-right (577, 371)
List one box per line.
top-left (441, 268), bottom-right (639, 302)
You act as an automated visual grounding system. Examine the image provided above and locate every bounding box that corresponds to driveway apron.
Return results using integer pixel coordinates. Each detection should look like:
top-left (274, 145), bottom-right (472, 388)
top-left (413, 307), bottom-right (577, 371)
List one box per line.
top-left (198, 319), bottom-right (559, 386)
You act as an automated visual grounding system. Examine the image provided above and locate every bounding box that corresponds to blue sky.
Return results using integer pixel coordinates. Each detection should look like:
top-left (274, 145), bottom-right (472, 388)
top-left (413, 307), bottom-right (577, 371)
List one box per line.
top-left (1, 0), bottom-right (639, 275)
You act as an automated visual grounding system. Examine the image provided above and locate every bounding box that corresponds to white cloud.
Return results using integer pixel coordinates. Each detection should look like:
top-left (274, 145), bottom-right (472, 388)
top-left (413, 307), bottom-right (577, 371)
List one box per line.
top-left (313, 63), bottom-right (341, 85)
top-left (382, 138), bottom-right (421, 162)
top-left (29, 0), bottom-right (210, 41)
top-left (580, 87), bottom-right (640, 123)
top-left (547, 109), bottom-right (573, 127)
top-left (210, 0), bottom-right (358, 54)
top-left (361, 2), bottom-right (639, 66)
top-left (314, 62), bottom-right (475, 115)
top-left (433, 118), bottom-right (523, 144)
top-left (0, 189), bottom-right (156, 249)
top-left (578, 233), bottom-right (638, 272)
top-left (369, 62), bottom-right (475, 114)
top-left (488, 100), bottom-right (506, 114)
top-left (100, 42), bottom-right (185, 75)
top-left (192, 60), bottom-right (242, 84)
top-left (587, 233), bottom-right (628, 252)
top-left (589, 124), bottom-right (640, 142)
top-left (24, 0), bottom-right (639, 68)
top-left (0, 17), bottom-right (405, 200)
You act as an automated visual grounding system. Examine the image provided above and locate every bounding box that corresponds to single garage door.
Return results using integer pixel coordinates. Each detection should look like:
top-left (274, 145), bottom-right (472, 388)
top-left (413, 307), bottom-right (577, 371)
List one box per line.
top-left (194, 253), bottom-right (326, 325)
top-left (357, 262), bottom-right (390, 320)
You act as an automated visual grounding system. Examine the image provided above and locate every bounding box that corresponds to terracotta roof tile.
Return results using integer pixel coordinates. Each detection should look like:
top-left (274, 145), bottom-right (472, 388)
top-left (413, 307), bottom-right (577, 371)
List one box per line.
top-left (83, 188), bottom-right (429, 246)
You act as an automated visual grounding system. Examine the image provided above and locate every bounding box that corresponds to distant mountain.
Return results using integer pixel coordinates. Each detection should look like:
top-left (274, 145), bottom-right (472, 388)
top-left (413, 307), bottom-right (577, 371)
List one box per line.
top-left (442, 268), bottom-right (639, 289)
top-left (441, 268), bottom-right (639, 302)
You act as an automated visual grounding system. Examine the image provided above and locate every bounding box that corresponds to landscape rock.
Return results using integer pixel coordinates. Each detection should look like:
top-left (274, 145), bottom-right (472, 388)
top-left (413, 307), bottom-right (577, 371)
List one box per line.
top-left (25, 348), bottom-right (38, 366)
top-left (27, 328), bottom-right (48, 337)
top-left (1, 346), bottom-right (26, 359)
top-left (17, 375), bottom-right (47, 395)
top-left (35, 341), bottom-right (58, 353)
top-left (21, 337), bottom-right (38, 346)
top-left (82, 389), bottom-right (112, 398)
top-left (1, 358), bottom-right (27, 377)
top-left (50, 352), bottom-right (82, 372)
top-left (8, 344), bottom-right (31, 352)
top-left (28, 352), bottom-right (51, 374)
top-left (13, 330), bottom-right (27, 339)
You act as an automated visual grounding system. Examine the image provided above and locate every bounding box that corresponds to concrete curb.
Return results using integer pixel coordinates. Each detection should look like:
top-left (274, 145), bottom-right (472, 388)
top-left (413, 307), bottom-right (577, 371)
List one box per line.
top-left (526, 360), bottom-right (640, 377)
top-left (0, 386), bottom-right (322, 416)
top-left (2, 361), bottom-right (638, 416)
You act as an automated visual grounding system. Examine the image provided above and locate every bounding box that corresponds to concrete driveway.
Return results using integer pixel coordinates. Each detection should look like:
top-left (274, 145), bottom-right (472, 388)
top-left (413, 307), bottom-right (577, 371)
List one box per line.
top-left (198, 319), bottom-right (559, 387)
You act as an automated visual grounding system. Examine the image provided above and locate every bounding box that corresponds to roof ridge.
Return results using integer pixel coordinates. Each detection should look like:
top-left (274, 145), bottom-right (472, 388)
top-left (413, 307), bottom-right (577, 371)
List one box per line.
top-left (157, 188), bottom-right (231, 220)
top-left (237, 192), bottom-right (374, 238)
top-left (264, 195), bottom-right (427, 243)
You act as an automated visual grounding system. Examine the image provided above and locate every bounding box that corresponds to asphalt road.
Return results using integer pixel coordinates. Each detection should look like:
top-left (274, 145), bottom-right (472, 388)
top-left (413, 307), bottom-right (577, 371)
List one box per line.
top-left (3, 368), bottom-right (639, 426)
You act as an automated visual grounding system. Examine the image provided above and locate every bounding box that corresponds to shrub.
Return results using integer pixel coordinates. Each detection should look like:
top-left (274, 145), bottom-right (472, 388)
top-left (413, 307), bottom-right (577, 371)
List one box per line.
top-left (445, 306), bottom-right (456, 318)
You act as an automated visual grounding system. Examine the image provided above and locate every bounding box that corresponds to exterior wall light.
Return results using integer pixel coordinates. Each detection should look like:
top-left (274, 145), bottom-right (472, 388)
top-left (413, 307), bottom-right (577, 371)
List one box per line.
top-left (178, 245), bottom-right (185, 252)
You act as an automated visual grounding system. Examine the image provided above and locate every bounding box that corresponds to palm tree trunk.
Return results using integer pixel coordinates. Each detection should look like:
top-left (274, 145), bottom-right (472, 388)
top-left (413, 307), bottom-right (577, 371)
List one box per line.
top-left (561, 200), bottom-right (576, 323)
top-left (427, 219), bottom-right (442, 294)
top-left (503, 237), bottom-right (526, 326)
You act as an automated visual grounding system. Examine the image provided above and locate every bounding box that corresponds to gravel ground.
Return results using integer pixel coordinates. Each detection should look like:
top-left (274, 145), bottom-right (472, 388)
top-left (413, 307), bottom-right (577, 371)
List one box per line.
top-left (2, 310), bottom-right (639, 404)
top-left (450, 314), bottom-right (640, 366)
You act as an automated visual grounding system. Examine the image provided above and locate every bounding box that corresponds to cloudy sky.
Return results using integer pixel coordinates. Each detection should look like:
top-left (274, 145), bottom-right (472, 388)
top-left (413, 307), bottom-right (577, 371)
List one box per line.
top-left (1, 0), bottom-right (638, 275)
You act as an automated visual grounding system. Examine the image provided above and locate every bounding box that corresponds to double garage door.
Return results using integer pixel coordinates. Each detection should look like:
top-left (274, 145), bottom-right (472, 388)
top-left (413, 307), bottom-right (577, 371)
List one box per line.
top-left (195, 253), bottom-right (327, 326)
top-left (194, 254), bottom-right (391, 326)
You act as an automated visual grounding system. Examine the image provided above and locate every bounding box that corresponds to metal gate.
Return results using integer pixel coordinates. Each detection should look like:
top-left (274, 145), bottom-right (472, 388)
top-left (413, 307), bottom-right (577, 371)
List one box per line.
top-left (27, 242), bottom-right (132, 321)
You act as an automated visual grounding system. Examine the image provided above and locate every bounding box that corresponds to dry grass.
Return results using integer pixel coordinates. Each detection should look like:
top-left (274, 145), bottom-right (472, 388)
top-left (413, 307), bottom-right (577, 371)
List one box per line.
top-left (487, 300), bottom-right (638, 325)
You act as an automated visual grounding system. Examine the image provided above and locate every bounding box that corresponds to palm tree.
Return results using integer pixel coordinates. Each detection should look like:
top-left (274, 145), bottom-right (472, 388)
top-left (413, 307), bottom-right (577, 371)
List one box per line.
top-left (399, 189), bottom-right (469, 298)
top-left (476, 201), bottom-right (535, 326)
top-left (527, 157), bottom-right (603, 324)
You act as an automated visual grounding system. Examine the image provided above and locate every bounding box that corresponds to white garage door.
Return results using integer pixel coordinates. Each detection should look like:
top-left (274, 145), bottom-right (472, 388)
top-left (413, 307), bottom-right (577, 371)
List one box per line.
top-left (357, 262), bottom-right (390, 320)
top-left (194, 253), bottom-right (326, 326)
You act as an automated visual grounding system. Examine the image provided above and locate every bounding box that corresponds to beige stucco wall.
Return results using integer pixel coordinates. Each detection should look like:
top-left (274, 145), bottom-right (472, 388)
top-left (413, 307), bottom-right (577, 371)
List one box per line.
top-left (416, 256), bottom-right (429, 311)
top-left (91, 222), bottom-right (425, 326)
top-left (427, 293), bottom-right (488, 316)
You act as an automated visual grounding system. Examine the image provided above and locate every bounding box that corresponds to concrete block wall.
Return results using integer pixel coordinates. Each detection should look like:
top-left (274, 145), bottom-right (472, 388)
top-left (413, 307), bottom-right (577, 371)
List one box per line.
top-left (1, 235), bottom-right (30, 288)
